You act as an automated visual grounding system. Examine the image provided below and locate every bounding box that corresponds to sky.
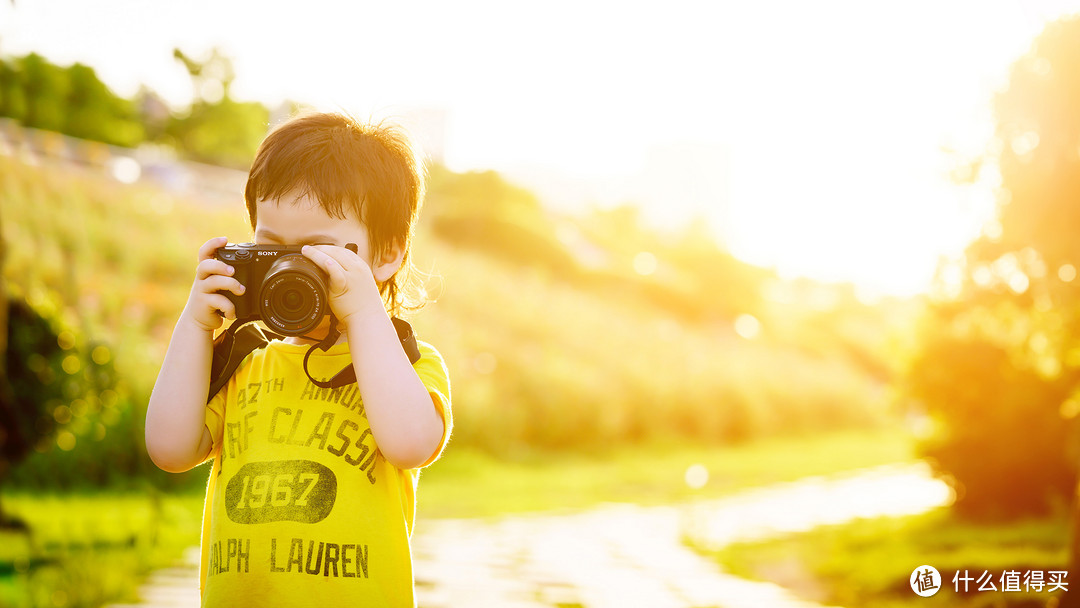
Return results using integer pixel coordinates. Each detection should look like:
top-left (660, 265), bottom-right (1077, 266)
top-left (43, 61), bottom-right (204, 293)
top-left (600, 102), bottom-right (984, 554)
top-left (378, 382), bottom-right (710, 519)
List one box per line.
top-left (3, 0), bottom-right (1079, 297)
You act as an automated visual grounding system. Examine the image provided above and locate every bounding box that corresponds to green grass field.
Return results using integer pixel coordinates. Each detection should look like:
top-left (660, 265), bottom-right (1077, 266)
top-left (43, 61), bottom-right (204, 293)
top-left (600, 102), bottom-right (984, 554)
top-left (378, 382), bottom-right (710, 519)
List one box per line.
top-left (696, 504), bottom-right (1069, 608)
top-left (0, 491), bottom-right (203, 608)
top-left (418, 425), bottom-right (915, 518)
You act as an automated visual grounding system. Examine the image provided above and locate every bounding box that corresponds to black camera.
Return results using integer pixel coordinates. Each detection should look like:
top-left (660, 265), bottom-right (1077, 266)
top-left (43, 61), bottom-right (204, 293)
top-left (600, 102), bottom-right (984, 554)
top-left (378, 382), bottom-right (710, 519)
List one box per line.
top-left (214, 243), bottom-right (329, 336)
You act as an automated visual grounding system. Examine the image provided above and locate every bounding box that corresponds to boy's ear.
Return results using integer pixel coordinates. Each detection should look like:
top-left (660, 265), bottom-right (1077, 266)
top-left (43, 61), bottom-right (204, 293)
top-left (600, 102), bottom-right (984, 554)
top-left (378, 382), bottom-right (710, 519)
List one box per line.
top-left (371, 240), bottom-right (405, 283)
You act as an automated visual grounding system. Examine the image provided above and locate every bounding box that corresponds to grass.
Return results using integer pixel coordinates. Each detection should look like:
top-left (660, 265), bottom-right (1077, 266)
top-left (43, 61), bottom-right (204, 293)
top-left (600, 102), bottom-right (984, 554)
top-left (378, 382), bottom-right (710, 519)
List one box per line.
top-left (695, 506), bottom-right (1070, 608)
top-left (418, 425), bottom-right (914, 518)
top-left (0, 490), bottom-right (204, 608)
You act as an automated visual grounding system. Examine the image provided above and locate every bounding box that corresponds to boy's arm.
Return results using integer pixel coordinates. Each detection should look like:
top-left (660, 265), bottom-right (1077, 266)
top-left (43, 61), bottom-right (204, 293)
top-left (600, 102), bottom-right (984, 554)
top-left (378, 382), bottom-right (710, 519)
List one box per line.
top-left (303, 244), bottom-right (443, 470)
top-left (346, 312), bottom-right (444, 469)
top-left (145, 237), bottom-right (245, 473)
top-left (146, 320), bottom-right (216, 472)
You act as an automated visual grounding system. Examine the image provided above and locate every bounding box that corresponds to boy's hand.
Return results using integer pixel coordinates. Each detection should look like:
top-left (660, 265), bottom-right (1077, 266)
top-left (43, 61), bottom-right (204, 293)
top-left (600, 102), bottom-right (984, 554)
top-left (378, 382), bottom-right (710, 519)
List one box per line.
top-left (301, 244), bottom-right (384, 327)
top-left (180, 237), bottom-right (247, 333)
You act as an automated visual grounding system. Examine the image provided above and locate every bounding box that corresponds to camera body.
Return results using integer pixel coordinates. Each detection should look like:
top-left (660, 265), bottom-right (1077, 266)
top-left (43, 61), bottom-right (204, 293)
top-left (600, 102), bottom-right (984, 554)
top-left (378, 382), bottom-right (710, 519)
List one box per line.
top-left (214, 243), bottom-right (329, 336)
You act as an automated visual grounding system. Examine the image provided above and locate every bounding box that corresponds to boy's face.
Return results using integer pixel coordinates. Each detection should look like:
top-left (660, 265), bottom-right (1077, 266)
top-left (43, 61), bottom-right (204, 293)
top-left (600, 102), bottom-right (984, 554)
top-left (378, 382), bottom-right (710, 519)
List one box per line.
top-left (253, 192), bottom-right (373, 265)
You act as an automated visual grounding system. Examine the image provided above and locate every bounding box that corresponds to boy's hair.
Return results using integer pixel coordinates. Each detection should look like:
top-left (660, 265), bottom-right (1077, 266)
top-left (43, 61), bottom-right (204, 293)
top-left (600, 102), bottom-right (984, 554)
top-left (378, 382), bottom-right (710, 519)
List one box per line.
top-left (244, 112), bottom-right (426, 315)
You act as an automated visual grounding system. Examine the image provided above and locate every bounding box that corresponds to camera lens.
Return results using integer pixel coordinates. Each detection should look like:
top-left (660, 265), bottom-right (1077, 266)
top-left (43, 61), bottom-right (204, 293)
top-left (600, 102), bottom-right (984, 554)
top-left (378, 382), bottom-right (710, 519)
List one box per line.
top-left (259, 254), bottom-right (328, 336)
top-left (282, 289), bottom-right (303, 311)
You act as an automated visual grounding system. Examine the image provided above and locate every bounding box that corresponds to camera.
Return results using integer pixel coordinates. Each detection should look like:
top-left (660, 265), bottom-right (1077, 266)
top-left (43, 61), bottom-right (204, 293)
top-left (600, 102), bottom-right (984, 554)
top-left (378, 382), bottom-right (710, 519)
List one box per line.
top-left (214, 243), bottom-right (328, 336)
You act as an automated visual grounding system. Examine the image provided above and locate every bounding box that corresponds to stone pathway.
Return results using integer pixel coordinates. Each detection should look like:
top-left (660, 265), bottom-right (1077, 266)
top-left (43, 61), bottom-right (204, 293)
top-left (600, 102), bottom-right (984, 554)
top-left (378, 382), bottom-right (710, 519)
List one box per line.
top-left (104, 547), bottom-right (201, 608)
top-left (411, 462), bottom-right (950, 608)
top-left (105, 462), bottom-right (951, 608)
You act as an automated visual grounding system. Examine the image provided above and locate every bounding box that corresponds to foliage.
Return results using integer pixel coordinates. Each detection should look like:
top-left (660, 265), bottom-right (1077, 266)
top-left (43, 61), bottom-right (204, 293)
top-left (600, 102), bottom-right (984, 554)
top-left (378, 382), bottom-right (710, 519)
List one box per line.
top-left (409, 241), bottom-right (885, 453)
top-left (1, 295), bottom-right (119, 486)
top-left (903, 15), bottom-right (1080, 519)
top-left (0, 53), bottom-right (144, 147)
top-left (425, 166), bottom-right (771, 324)
top-left (906, 306), bottom-right (1077, 519)
top-left (426, 166), bottom-right (579, 275)
top-left (0, 155), bottom-right (249, 491)
top-left (574, 205), bottom-right (769, 321)
top-left (1, 150), bottom-right (897, 484)
top-left (699, 508), bottom-right (1068, 608)
top-left (0, 492), bottom-right (203, 608)
top-left (163, 96), bottom-right (270, 169)
top-left (163, 47), bottom-right (270, 168)
top-left (0, 49), bottom-right (271, 167)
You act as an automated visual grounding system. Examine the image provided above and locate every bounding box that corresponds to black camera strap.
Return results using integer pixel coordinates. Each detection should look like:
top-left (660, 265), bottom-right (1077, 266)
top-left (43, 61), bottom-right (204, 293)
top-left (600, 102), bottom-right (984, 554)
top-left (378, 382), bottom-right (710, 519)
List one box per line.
top-left (207, 317), bottom-right (280, 403)
top-left (207, 314), bottom-right (421, 402)
top-left (300, 314), bottom-right (421, 389)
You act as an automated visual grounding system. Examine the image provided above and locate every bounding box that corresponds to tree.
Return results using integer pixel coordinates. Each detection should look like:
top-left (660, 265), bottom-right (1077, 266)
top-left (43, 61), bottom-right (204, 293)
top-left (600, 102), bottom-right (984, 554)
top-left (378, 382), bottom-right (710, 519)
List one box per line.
top-left (63, 62), bottom-right (144, 147)
top-left (0, 204), bottom-right (18, 529)
top-left (904, 16), bottom-right (1080, 520)
top-left (0, 54), bottom-right (144, 147)
top-left (165, 47), bottom-right (269, 168)
top-left (18, 53), bottom-right (65, 132)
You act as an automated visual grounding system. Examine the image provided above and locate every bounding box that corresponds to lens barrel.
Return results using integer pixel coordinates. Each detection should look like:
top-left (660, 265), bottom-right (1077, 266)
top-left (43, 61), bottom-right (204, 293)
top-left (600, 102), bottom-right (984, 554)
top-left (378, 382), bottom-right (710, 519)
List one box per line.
top-left (259, 254), bottom-right (328, 335)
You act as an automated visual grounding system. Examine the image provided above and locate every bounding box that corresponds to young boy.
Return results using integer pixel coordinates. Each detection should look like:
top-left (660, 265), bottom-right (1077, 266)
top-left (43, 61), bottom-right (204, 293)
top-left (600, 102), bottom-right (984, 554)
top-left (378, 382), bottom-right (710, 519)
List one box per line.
top-left (145, 112), bottom-right (452, 607)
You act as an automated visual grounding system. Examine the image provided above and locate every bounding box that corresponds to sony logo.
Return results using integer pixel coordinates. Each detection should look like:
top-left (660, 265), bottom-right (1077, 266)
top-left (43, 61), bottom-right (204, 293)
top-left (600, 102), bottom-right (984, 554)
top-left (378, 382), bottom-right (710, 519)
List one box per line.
top-left (257, 251), bottom-right (279, 256)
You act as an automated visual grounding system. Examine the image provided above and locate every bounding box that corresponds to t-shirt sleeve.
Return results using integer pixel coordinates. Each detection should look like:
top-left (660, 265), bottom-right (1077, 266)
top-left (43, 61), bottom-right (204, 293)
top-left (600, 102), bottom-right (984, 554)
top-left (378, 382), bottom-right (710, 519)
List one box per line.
top-left (413, 340), bottom-right (452, 468)
top-left (204, 352), bottom-right (258, 459)
top-left (204, 386), bottom-right (226, 458)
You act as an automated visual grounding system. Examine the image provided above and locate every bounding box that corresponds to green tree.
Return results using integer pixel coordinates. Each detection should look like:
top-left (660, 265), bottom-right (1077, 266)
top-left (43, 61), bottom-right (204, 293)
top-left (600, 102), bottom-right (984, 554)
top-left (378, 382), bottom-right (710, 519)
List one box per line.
top-left (63, 62), bottom-right (144, 147)
top-left (165, 47), bottom-right (269, 168)
top-left (18, 52), bottom-right (65, 131)
top-left (0, 54), bottom-right (144, 147)
top-left (904, 16), bottom-right (1080, 519)
top-left (0, 59), bottom-right (26, 121)
top-left (0, 206), bottom-right (17, 529)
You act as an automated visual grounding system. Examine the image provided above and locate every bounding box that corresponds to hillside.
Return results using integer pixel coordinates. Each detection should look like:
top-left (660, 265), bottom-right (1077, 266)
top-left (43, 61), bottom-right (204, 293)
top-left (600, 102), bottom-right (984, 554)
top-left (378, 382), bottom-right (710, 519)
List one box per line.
top-left (0, 152), bottom-right (911, 486)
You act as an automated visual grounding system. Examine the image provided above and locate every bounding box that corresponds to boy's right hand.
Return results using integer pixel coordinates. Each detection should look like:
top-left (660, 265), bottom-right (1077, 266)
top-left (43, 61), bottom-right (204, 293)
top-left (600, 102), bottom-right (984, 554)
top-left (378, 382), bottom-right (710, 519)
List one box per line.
top-left (180, 237), bottom-right (246, 333)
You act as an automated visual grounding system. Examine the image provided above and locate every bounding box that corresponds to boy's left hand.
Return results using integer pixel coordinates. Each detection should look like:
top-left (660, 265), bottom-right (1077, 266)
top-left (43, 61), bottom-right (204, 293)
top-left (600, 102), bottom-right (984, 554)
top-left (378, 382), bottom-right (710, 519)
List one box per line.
top-left (301, 244), bottom-right (384, 326)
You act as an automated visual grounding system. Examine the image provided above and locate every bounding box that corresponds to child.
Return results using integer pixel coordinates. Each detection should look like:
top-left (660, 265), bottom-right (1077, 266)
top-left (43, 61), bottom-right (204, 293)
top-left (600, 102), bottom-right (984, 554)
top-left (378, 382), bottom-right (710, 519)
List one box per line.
top-left (145, 112), bottom-right (452, 607)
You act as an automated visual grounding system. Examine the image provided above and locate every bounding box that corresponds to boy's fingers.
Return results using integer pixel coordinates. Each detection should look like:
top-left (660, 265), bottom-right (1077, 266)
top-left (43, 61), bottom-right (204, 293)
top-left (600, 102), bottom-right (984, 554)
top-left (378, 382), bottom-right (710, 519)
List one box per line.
top-left (196, 259), bottom-right (234, 281)
top-left (206, 294), bottom-right (237, 320)
top-left (200, 275), bottom-right (245, 297)
top-left (301, 245), bottom-right (353, 294)
top-left (197, 237), bottom-right (229, 262)
top-left (302, 245), bottom-right (342, 271)
top-left (303, 244), bottom-right (361, 270)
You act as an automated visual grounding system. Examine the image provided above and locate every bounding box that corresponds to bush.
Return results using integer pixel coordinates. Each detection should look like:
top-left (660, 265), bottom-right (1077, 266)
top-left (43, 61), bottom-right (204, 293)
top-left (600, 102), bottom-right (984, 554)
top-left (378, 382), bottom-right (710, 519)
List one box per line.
top-left (904, 302), bottom-right (1079, 519)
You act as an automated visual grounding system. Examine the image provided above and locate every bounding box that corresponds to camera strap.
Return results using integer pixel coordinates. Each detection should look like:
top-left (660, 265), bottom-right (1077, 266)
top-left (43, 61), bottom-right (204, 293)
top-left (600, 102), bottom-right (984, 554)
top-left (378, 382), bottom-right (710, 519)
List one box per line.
top-left (207, 317), bottom-right (283, 403)
top-left (207, 314), bottom-right (421, 402)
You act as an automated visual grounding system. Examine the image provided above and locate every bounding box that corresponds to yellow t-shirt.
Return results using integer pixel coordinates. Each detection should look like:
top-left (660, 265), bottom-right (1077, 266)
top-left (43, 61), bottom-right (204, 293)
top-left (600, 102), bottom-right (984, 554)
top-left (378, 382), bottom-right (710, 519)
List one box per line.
top-left (198, 336), bottom-right (451, 607)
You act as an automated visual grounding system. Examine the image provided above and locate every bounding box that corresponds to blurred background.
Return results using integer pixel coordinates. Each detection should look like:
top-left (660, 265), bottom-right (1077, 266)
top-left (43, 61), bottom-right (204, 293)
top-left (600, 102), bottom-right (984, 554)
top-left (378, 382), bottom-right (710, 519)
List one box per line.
top-left (2, 0), bottom-right (1080, 606)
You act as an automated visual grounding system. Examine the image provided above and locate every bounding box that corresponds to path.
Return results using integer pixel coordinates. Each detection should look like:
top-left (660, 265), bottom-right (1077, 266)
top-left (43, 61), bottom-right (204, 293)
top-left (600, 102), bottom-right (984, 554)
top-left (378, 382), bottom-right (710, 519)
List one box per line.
top-left (105, 462), bottom-right (951, 608)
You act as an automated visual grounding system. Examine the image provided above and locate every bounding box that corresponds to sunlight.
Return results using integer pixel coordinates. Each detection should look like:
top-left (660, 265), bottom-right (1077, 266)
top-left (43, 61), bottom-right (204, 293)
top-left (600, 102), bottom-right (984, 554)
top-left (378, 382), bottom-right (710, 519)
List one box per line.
top-left (693, 463), bottom-right (955, 548)
top-left (685, 464), bottom-right (709, 490)
top-left (632, 251), bottom-right (658, 276)
top-left (733, 314), bottom-right (762, 340)
top-left (0, 0), bottom-right (1076, 299)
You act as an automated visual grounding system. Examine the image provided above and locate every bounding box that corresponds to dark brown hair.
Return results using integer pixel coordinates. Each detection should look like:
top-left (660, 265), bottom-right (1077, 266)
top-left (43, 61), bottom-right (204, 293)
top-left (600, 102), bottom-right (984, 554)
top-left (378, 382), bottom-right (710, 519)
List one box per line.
top-left (244, 112), bottom-right (426, 315)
